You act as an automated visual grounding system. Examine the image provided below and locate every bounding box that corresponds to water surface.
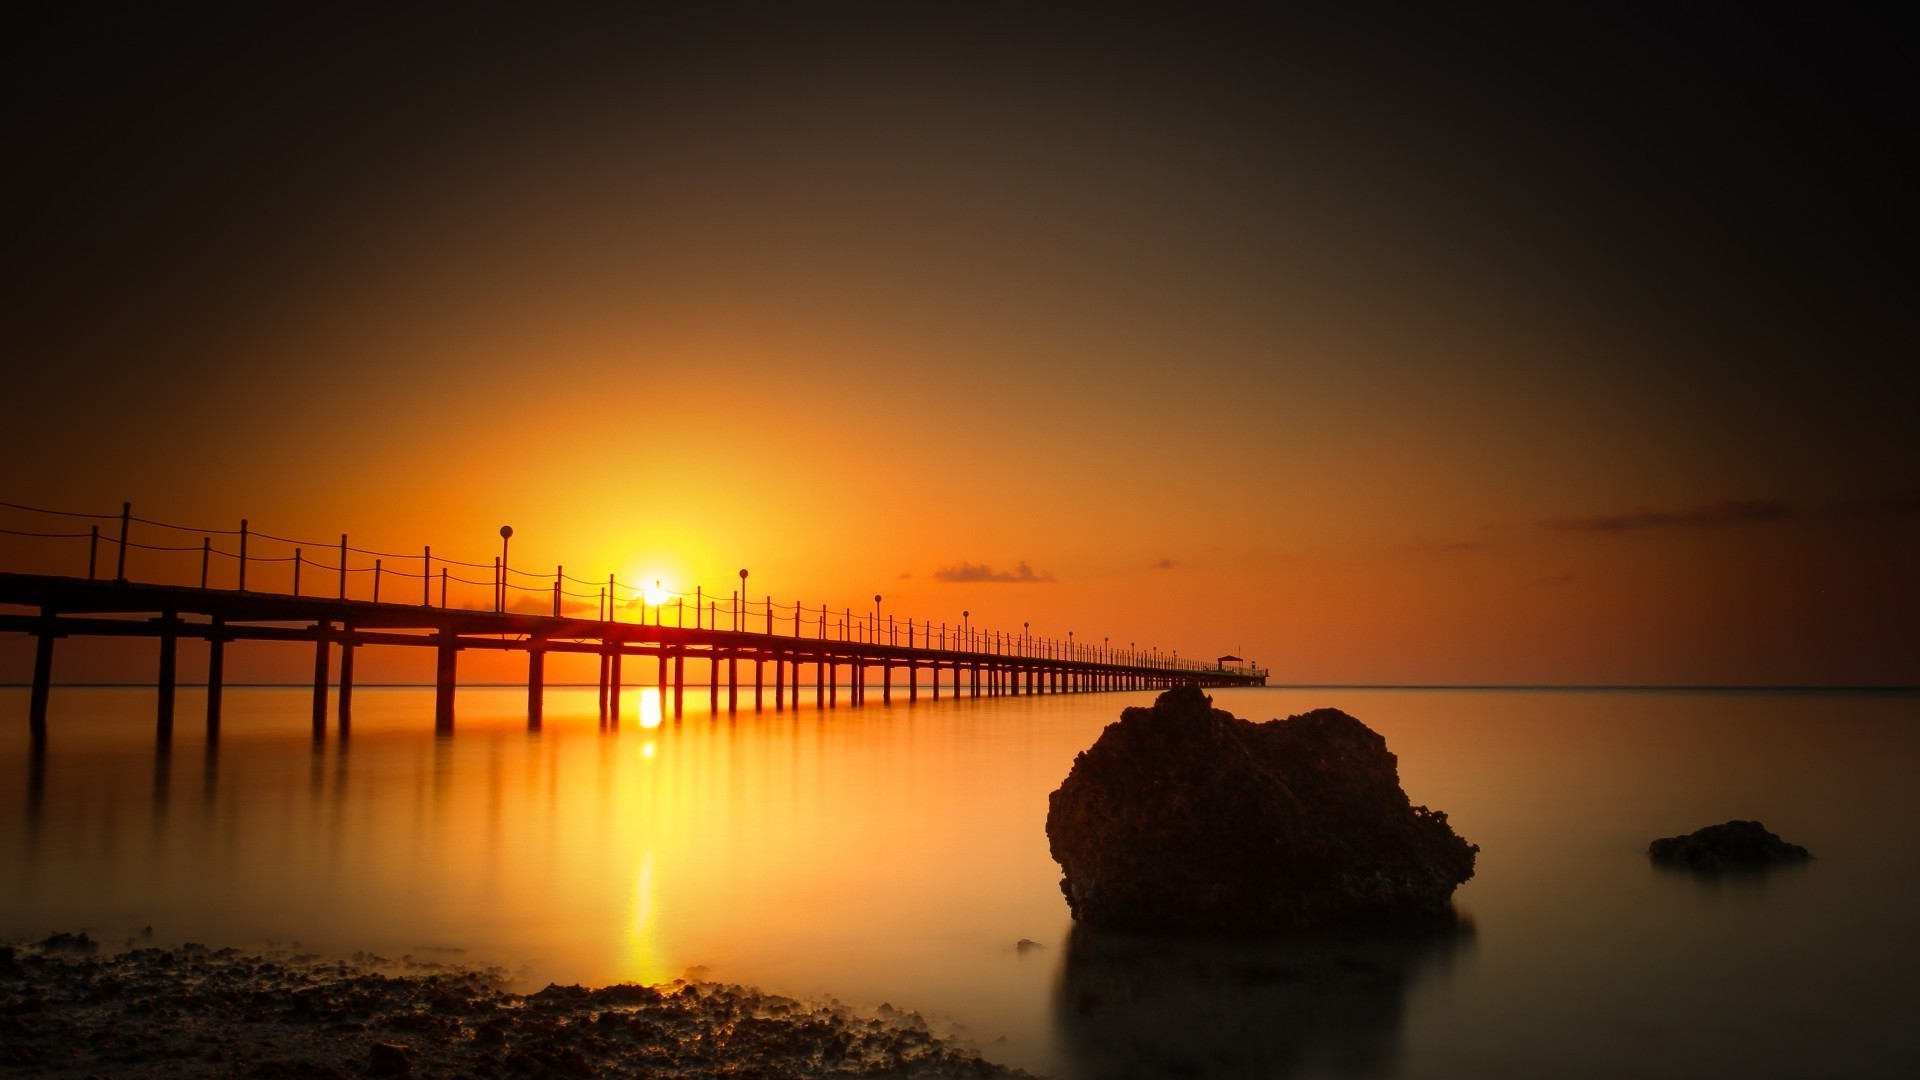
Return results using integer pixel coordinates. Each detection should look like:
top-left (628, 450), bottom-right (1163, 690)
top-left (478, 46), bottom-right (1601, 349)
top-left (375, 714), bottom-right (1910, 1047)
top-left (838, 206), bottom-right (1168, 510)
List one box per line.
top-left (3, 685), bottom-right (1915, 1077)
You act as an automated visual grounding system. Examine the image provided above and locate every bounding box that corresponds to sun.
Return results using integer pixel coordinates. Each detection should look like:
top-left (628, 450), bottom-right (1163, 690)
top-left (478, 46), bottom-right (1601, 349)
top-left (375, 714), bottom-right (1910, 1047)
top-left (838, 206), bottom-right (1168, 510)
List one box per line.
top-left (639, 579), bottom-right (674, 607)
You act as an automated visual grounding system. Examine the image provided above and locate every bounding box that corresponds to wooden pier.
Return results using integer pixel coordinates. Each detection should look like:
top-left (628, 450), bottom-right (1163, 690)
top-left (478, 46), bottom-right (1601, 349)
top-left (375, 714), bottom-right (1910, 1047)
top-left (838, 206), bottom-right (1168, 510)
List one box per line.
top-left (2, 572), bottom-right (1264, 741)
top-left (0, 502), bottom-right (1266, 741)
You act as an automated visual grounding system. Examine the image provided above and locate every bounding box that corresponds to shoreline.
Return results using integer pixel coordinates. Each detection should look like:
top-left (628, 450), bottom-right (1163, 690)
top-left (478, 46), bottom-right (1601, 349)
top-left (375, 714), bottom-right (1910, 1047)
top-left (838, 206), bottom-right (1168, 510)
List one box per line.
top-left (0, 934), bottom-right (1034, 1078)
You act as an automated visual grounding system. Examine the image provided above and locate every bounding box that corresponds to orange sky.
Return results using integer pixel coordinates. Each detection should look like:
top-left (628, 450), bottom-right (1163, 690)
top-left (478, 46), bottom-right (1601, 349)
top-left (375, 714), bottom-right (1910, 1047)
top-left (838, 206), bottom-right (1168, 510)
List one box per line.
top-left (3, 7), bottom-right (1913, 685)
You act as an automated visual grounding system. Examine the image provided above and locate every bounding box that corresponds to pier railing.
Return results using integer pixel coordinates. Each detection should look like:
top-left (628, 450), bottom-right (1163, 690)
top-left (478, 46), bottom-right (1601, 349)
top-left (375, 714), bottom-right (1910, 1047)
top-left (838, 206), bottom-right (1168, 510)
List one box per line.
top-left (0, 499), bottom-right (1264, 678)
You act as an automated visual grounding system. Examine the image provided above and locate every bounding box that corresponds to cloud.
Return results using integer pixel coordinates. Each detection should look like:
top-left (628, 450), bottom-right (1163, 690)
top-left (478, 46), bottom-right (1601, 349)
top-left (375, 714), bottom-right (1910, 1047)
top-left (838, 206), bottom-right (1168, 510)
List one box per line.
top-left (1540, 499), bottom-right (1793, 533)
top-left (932, 561), bottom-right (1056, 584)
top-left (508, 593), bottom-right (598, 616)
top-left (1397, 539), bottom-right (1486, 554)
top-left (896, 570), bottom-right (913, 579)
top-left (1149, 557), bottom-right (1177, 570)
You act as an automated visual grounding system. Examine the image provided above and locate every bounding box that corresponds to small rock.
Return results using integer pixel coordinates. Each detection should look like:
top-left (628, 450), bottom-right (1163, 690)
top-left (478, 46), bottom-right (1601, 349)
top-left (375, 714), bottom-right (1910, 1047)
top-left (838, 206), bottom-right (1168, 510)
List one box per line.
top-left (1649, 820), bottom-right (1812, 871)
top-left (37, 932), bottom-right (97, 954)
top-left (367, 1041), bottom-right (411, 1076)
top-left (1014, 939), bottom-right (1045, 954)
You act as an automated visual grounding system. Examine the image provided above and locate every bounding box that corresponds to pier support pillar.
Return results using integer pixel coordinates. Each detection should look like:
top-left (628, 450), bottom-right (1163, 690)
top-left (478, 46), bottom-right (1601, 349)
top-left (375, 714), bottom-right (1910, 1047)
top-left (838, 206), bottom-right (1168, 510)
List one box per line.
top-left (29, 617), bottom-right (54, 743)
top-left (309, 622), bottom-right (329, 740)
top-left (727, 655), bottom-right (738, 714)
top-left (828, 662), bottom-right (838, 707)
top-left (882, 663), bottom-right (892, 705)
top-left (338, 639), bottom-right (355, 730)
top-left (597, 652), bottom-right (610, 718)
top-left (908, 661), bottom-right (917, 704)
top-left (709, 653), bottom-right (719, 713)
top-left (754, 659), bottom-right (763, 712)
top-left (775, 658), bottom-right (785, 710)
top-left (610, 651), bottom-right (623, 725)
top-left (434, 633), bottom-right (457, 733)
top-left (673, 651), bottom-right (685, 718)
top-left (205, 622), bottom-right (224, 738)
top-left (527, 648), bottom-right (544, 729)
top-left (157, 614), bottom-right (178, 742)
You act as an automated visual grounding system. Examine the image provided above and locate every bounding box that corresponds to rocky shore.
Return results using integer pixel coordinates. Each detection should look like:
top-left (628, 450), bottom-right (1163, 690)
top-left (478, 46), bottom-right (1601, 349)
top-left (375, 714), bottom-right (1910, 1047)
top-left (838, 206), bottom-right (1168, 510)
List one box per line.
top-left (0, 935), bottom-right (1030, 1078)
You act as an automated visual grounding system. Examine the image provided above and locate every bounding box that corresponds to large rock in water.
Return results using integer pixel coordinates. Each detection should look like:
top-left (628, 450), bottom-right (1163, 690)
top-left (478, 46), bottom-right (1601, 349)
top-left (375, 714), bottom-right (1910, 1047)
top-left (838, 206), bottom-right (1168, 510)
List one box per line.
top-left (1046, 687), bottom-right (1477, 931)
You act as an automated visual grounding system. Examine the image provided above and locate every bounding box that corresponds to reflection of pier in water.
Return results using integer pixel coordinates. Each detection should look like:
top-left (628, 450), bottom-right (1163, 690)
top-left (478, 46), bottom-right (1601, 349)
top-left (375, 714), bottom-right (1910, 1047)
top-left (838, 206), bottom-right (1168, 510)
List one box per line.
top-left (2, 502), bottom-right (1264, 743)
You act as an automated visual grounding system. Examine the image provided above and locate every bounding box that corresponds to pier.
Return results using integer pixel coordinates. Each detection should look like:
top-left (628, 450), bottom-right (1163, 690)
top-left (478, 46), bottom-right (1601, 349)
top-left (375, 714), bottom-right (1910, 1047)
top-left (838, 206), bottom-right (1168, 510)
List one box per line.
top-left (1, 501), bottom-right (1267, 741)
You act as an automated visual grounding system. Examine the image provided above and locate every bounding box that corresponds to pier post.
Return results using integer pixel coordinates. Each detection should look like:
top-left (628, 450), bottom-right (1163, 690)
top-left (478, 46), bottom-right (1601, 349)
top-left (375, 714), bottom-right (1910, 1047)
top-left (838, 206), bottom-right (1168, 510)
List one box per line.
top-left (727, 654), bottom-right (738, 714)
top-left (310, 622), bottom-right (330, 738)
top-left (29, 614), bottom-right (54, 742)
top-left (708, 652), bottom-right (719, 713)
top-left (672, 651), bottom-right (684, 718)
top-left (882, 662), bottom-right (892, 705)
top-left (116, 502), bottom-right (130, 581)
top-left (754, 658), bottom-right (763, 712)
top-left (156, 613), bottom-right (178, 741)
top-left (434, 632), bottom-right (457, 733)
top-left (598, 652), bottom-right (610, 717)
top-left (610, 651), bottom-right (623, 724)
top-left (527, 647), bottom-right (544, 729)
top-left (931, 660), bottom-right (939, 701)
top-left (205, 619), bottom-right (224, 738)
top-left (775, 656), bottom-right (785, 710)
top-left (828, 661), bottom-right (837, 707)
top-left (338, 637), bottom-right (355, 728)
top-left (908, 660), bottom-right (917, 704)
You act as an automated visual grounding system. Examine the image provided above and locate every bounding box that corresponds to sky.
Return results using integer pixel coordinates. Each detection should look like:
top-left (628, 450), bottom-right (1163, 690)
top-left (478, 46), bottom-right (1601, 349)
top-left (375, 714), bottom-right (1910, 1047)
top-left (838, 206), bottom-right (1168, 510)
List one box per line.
top-left (3, 4), bottom-right (1914, 685)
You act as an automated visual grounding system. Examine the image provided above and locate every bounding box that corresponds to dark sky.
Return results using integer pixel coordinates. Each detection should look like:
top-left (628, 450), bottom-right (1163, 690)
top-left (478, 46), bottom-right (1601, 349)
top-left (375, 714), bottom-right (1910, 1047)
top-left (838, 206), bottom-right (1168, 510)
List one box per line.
top-left (4, 4), bottom-right (1914, 682)
top-left (14, 4), bottom-right (1907, 367)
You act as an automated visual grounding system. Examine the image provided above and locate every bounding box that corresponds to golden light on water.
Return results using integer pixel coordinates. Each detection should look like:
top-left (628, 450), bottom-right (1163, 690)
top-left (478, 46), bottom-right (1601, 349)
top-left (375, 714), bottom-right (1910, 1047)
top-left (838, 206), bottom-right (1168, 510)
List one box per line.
top-left (624, 852), bottom-right (671, 987)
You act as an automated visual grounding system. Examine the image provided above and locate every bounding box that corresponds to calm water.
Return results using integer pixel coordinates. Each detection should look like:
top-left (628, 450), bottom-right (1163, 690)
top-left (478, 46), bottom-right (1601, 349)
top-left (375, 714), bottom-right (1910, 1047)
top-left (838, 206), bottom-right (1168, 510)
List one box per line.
top-left (3, 684), bottom-right (1916, 1078)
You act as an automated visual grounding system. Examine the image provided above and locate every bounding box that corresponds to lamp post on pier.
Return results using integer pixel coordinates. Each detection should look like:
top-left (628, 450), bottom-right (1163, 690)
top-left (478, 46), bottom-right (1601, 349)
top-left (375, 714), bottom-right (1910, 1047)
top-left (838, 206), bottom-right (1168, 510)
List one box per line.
top-left (498, 525), bottom-right (513, 613)
top-left (873, 595), bottom-right (882, 642)
top-left (738, 569), bottom-right (749, 631)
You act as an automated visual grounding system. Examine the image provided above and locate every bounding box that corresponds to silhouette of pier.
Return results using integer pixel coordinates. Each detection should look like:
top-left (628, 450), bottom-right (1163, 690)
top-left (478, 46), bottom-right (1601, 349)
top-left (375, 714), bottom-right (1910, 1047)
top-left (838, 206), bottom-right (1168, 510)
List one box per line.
top-left (1, 501), bottom-right (1266, 741)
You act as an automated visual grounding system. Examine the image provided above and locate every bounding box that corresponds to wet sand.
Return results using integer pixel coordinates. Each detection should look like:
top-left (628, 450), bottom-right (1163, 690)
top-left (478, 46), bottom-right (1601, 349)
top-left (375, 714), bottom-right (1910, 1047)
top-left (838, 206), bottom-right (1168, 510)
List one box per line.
top-left (0, 935), bottom-right (1031, 1077)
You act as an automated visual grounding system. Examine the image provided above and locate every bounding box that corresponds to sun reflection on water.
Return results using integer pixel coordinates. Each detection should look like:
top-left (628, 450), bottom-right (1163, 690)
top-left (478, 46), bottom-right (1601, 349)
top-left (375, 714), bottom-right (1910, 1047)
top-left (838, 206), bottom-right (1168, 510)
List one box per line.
top-left (623, 851), bottom-right (671, 986)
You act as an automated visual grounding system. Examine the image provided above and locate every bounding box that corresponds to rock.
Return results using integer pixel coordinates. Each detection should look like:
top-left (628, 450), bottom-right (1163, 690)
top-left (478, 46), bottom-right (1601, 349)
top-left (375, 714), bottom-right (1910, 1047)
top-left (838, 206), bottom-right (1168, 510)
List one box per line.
top-left (1045, 687), bottom-right (1477, 931)
top-left (367, 1041), bottom-right (411, 1076)
top-left (1648, 820), bottom-right (1812, 871)
top-left (1013, 939), bottom-right (1045, 954)
top-left (36, 932), bottom-right (96, 954)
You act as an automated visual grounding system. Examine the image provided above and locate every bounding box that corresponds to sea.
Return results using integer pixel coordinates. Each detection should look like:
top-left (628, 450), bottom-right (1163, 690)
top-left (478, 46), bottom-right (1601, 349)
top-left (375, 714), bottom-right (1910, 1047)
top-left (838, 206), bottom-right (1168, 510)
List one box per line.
top-left (3, 684), bottom-right (1916, 1078)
